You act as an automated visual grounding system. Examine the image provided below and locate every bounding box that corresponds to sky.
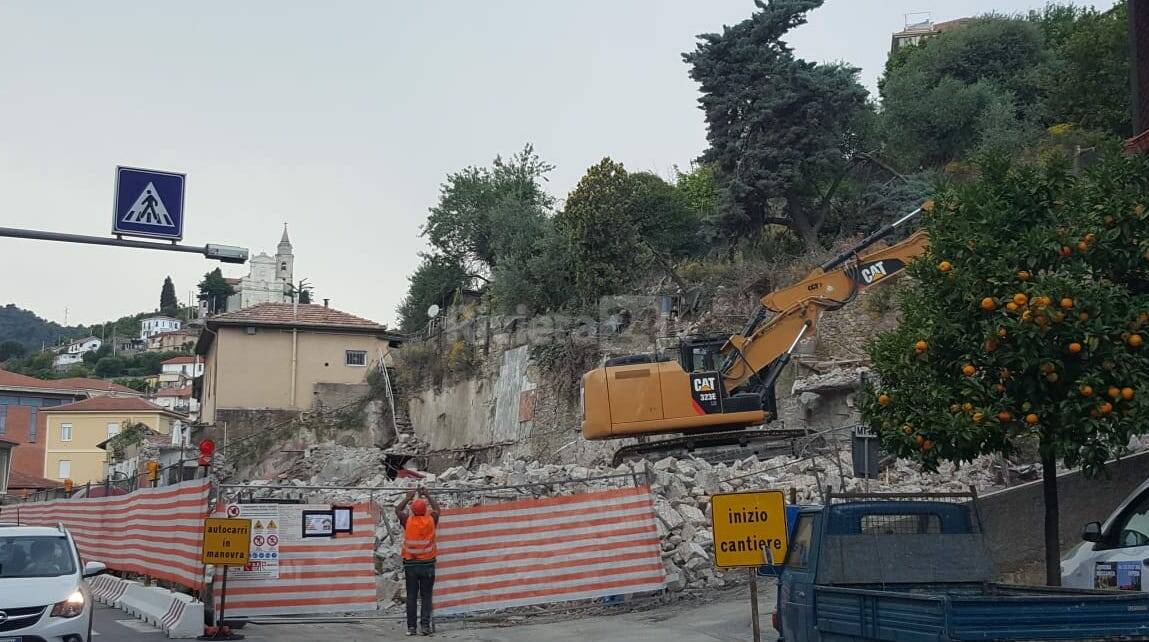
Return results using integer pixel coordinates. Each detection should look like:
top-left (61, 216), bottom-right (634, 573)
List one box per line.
top-left (0, 0), bottom-right (1118, 328)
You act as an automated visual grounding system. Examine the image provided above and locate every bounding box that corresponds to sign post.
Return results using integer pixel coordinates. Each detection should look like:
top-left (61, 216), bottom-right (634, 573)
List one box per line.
top-left (710, 490), bottom-right (789, 642)
top-left (200, 517), bottom-right (251, 641)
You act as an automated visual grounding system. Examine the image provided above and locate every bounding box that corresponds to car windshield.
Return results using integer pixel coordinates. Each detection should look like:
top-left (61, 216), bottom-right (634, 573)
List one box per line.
top-left (0, 536), bottom-right (76, 578)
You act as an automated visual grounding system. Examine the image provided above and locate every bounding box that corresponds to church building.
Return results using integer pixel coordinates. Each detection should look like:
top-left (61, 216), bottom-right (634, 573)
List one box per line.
top-left (223, 227), bottom-right (296, 311)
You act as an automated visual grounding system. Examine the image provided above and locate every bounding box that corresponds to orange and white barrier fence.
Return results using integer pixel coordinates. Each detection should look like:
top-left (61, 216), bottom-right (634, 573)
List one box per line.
top-left (434, 486), bottom-right (666, 615)
top-left (15, 478), bottom-right (210, 590)
top-left (212, 502), bottom-right (377, 617)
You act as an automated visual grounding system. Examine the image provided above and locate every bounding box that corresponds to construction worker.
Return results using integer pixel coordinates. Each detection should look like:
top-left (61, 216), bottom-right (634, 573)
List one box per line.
top-left (397, 486), bottom-right (440, 636)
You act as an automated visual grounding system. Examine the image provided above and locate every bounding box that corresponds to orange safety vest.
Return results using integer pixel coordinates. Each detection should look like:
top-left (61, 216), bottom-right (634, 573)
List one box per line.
top-left (402, 514), bottom-right (437, 561)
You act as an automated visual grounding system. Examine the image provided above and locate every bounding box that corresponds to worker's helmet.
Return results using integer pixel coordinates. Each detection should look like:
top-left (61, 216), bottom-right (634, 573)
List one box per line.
top-left (411, 498), bottom-right (428, 516)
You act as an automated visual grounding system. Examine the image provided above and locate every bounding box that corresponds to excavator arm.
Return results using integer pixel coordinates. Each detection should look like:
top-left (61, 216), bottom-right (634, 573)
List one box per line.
top-left (580, 205), bottom-right (930, 451)
top-left (719, 208), bottom-right (928, 394)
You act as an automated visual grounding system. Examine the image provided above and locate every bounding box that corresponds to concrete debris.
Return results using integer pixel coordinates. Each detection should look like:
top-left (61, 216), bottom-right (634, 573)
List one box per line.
top-left (228, 437), bottom-right (1026, 595)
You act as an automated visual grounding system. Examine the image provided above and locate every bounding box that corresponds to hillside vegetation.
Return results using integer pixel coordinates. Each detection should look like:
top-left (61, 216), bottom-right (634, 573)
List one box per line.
top-left (396, 1), bottom-right (1133, 333)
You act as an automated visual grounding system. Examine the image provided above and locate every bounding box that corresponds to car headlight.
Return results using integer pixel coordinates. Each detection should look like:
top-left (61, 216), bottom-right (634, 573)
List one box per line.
top-left (50, 590), bottom-right (85, 618)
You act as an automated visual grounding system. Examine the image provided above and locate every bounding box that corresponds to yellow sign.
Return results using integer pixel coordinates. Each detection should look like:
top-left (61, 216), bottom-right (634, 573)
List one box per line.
top-left (710, 490), bottom-right (788, 568)
top-left (202, 518), bottom-right (252, 565)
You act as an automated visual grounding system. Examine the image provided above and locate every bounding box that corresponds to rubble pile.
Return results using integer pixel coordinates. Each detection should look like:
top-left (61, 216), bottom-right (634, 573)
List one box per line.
top-left (235, 441), bottom-right (1014, 597)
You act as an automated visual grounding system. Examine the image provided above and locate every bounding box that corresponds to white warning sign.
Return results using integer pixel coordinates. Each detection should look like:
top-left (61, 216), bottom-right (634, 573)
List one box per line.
top-left (228, 504), bottom-right (280, 579)
top-left (120, 182), bottom-right (175, 227)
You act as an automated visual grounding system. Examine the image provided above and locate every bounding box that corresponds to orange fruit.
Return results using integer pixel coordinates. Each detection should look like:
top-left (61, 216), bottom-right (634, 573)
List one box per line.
top-left (1000, 368), bottom-right (1012, 380)
top-left (1108, 386), bottom-right (1121, 399)
top-left (1100, 402), bottom-right (1113, 416)
top-left (997, 327), bottom-right (1008, 338)
top-left (972, 412), bottom-right (984, 423)
top-left (1017, 270), bottom-right (1030, 282)
top-left (994, 383), bottom-right (1006, 393)
top-left (1053, 311), bottom-right (1066, 323)
top-left (1077, 241), bottom-right (1089, 253)
top-left (997, 411), bottom-right (1012, 423)
top-left (1013, 293), bottom-right (1028, 306)
top-left (962, 402), bottom-right (973, 412)
top-left (1046, 372), bottom-right (1059, 383)
top-left (1080, 385), bottom-right (1094, 397)
top-left (1130, 334), bottom-right (1144, 348)
top-left (1122, 387), bottom-right (1135, 401)
top-left (1079, 311), bottom-right (1090, 322)
top-left (962, 364), bottom-right (976, 376)
top-left (1060, 298), bottom-right (1074, 310)
top-left (985, 339), bottom-right (999, 352)
top-left (878, 394), bottom-right (891, 406)
top-left (980, 297), bottom-right (996, 311)
top-left (1025, 413), bottom-right (1039, 425)
top-left (914, 340), bottom-right (928, 352)
top-left (1060, 246), bottom-right (1073, 257)
top-left (1021, 310), bottom-right (1034, 322)
top-left (1068, 342), bottom-right (1082, 354)
top-left (1040, 363), bottom-right (1055, 374)
top-left (1084, 233), bottom-right (1096, 243)
top-left (1006, 302), bottom-right (1019, 312)
top-left (938, 261), bottom-right (952, 273)
top-left (915, 434), bottom-right (925, 446)
top-left (921, 440), bottom-right (934, 451)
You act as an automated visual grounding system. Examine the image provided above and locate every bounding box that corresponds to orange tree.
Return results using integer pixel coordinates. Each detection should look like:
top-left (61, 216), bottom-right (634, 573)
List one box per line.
top-left (862, 149), bottom-right (1149, 585)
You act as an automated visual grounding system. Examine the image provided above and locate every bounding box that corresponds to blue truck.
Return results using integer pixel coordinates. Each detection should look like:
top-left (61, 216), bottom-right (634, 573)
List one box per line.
top-left (772, 490), bottom-right (1149, 641)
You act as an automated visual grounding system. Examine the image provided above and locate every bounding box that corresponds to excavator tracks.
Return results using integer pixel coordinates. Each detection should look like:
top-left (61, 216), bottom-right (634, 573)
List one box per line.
top-left (611, 427), bottom-right (812, 466)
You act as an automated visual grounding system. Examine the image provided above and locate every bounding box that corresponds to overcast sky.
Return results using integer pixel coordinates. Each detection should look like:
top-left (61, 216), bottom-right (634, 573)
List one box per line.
top-left (0, 0), bottom-right (1117, 328)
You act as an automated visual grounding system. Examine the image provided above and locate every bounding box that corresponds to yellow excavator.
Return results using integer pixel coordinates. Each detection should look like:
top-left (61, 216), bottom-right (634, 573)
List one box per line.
top-left (581, 206), bottom-right (929, 464)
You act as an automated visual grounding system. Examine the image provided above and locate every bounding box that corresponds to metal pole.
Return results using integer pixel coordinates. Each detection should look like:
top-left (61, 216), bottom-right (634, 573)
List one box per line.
top-left (219, 566), bottom-right (229, 636)
top-left (749, 567), bottom-right (762, 642)
top-left (0, 227), bottom-right (248, 263)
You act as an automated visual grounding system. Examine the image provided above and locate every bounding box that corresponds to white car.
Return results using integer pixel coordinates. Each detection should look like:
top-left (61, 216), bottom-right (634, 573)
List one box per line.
top-left (0, 525), bottom-right (107, 642)
top-left (1062, 477), bottom-right (1149, 590)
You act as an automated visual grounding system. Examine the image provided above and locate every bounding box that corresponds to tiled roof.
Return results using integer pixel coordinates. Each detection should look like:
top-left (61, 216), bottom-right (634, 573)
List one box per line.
top-left (0, 371), bottom-right (138, 395)
top-left (8, 471), bottom-right (63, 490)
top-left (153, 386), bottom-right (193, 398)
top-left (51, 378), bottom-right (141, 395)
top-left (161, 356), bottom-right (199, 365)
top-left (207, 303), bottom-right (389, 331)
top-left (43, 396), bottom-right (181, 416)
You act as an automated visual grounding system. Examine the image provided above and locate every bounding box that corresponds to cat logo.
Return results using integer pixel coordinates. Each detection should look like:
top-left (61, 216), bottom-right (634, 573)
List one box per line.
top-left (860, 261), bottom-right (888, 284)
top-left (693, 377), bottom-right (717, 393)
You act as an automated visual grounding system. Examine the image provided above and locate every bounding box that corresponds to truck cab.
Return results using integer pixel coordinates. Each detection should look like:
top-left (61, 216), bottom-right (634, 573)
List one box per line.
top-left (773, 491), bottom-right (1149, 641)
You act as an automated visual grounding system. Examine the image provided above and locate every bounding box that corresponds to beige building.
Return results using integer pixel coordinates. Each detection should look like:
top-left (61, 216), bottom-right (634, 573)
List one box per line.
top-left (41, 397), bottom-right (185, 484)
top-left (195, 303), bottom-right (402, 424)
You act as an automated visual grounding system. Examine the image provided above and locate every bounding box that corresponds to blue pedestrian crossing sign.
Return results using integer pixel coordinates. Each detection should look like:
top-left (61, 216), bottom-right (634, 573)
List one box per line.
top-left (113, 166), bottom-right (185, 240)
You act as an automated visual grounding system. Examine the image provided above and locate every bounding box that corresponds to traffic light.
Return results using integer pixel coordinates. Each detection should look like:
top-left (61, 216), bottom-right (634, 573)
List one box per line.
top-left (146, 460), bottom-right (160, 483)
top-left (63, 479), bottom-right (73, 494)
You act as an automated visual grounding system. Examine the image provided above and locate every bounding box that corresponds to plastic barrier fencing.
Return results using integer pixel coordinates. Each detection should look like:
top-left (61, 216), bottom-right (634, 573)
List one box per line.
top-left (434, 486), bottom-right (666, 615)
top-left (15, 478), bottom-right (211, 590)
top-left (212, 502), bottom-right (377, 617)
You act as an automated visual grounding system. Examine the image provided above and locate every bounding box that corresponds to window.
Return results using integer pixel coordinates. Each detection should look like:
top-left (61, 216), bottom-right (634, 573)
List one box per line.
top-left (28, 408), bottom-right (37, 443)
top-left (345, 350), bottom-right (367, 367)
top-left (1111, 492), bottom-right (1149, 548)
top-left (861, 513), bottom-right (942, 535)
top-left (784, 514), bottom-right (815, 570)
top-left (0, 405), bottom-right (6, 435)
top-left (59, 423), bottom-right (72, 442)
top-left (57, 460), bottom-right (71, 479)
top-left (107, 423), bottom-right (120, 439)
top-left (0, 536), bottom-right (76, 578)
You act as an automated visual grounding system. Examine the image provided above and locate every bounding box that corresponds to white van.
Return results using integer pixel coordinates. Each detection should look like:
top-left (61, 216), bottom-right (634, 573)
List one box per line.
top-left (0, 525), bottom-right (107, 642)
top-left (1062, 477), bottom-right (1149, 590)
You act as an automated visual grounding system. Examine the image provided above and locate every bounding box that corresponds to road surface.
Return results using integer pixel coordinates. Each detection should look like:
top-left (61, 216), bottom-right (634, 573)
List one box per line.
top-left (93, 587), bottom-right (779, 641)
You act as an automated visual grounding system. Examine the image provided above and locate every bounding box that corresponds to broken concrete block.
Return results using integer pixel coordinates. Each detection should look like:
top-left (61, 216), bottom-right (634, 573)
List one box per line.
top-left (653, 457), bottom-right (677, 471)
top-left (654, 499), bottom-right (684, 530)
top-left (676, 503), bottom-right (706, 526)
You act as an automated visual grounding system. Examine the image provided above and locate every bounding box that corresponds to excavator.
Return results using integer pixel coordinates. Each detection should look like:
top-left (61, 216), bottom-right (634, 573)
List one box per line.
top-left (581, 206), bottom-right (929, 464)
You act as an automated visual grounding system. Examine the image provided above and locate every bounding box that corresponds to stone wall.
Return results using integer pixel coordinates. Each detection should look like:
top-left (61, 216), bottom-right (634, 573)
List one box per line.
top-left (977, 451), bottom-right (1149, 579)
